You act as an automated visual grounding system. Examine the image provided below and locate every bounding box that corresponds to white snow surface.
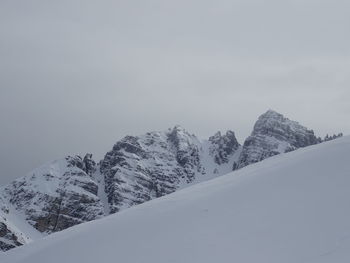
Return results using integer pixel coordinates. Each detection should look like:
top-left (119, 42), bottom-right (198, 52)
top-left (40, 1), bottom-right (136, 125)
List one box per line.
top-left (2, 136), bottom-right (350, 263)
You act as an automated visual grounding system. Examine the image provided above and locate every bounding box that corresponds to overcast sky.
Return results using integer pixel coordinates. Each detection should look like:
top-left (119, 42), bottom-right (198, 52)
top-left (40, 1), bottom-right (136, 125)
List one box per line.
top-left (0, 0), bottom-right (349, 185)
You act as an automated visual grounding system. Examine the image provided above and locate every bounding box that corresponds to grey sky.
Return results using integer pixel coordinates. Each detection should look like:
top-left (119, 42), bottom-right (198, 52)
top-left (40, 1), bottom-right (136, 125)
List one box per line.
top-left (1, 0), bottom-right (349, 185)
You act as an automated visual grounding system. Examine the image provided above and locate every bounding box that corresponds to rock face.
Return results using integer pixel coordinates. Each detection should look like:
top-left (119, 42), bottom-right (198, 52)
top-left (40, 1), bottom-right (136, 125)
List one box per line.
top-left (101, 126), bottom-right (211, 213)
top-left (0, 110), bottom-right (330, 252)
top-left (0, 220), bottom-right (23, 252)
top-left (237, 110), bottom-right (320, 169)
top-left (0, 197), bottom-right (29, 252)
top-left (1, 156), bottom-right (104, 235)
top-left (208, 131), bottom-right (240, 166)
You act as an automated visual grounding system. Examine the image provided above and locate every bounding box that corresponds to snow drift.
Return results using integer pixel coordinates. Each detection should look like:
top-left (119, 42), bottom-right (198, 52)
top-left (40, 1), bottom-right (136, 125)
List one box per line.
top-left (2, 136), bottom-right (350, 263)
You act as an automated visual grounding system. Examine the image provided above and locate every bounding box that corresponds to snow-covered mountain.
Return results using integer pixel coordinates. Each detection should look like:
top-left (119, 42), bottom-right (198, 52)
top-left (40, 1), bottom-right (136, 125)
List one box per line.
top-left (2, 134), bottom-right (349, 263)
top-left (0, 155), bottom-right (105, 251)
top-left (0, 126), bottom-right (242, 251)
top-left (0, 110), bottom-right (335, 252)
top-left (100, 125), bottom-right (241, 213)
top-left (237, 110), bottom-right (320, 169)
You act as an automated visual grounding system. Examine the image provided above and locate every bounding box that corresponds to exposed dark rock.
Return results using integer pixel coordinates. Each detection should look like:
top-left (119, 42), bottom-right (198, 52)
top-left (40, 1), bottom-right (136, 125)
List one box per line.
top-left (209, 131), bottom-right (240, 165)
top-left (0, 221), bottom-right (23, 251)
top-left (83, 154), bottom-right (97, 176)
top-left (100, 126), bottom-right (205, 213)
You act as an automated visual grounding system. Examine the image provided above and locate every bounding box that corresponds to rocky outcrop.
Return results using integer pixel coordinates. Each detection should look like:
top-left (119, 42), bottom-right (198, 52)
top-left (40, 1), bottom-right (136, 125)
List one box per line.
top-left (209, 131), bottom-right (240, 166)
top-left (83, 154), bottom-right (97, 176)
top-left (100, 126), bottom-right (206, 213)
top-left (237, 110), bottom-right (320, 169)
top-left (2, 156), bottom-right (104, 234)
top-left (0, 197), bottom-right (28, 252)
top-left (0, 221), bottom-right (23, 251)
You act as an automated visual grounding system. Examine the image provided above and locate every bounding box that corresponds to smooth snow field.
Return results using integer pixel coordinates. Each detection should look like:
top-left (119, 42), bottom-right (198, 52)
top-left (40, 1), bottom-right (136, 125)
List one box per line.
top-left (2, 136), bottom-right (350, 263)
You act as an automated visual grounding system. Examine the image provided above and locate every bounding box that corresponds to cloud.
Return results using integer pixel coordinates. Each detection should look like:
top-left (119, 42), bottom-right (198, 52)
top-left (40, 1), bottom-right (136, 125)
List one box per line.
top-left (0, 0), bottom-right (349, 184)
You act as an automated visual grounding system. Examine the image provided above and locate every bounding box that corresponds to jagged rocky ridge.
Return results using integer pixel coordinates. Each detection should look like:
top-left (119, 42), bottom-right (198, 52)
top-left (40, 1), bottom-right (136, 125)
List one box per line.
top-left (0, 110), bottom-right (341, 252)
top-left (100, 126), bottom-right (242, 213)
top-left (237, 110), bottom-right (320, 169)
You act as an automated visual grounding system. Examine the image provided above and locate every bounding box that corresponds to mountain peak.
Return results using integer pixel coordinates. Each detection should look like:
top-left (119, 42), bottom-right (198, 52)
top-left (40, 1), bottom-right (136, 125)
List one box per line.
top-left (172, 124), bottom-right (185, 130)
top-left (208, 130), bottom-right (241, 166)
top-left (264, 109), bottom-right (281, 115)
top-left (169, 125), bottom-right (190, 136)
top-left (258, 109), bottom-right (285, 121)
top-left (237, 110), bottom-right (320, 169)
top-left (253, 110), bottom-right (305, 135)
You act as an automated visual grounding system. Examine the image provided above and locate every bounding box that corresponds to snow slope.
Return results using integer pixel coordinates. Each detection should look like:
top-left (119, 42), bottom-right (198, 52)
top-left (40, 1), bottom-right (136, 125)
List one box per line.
top-left (2, 136), bottom-right (350, 263)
